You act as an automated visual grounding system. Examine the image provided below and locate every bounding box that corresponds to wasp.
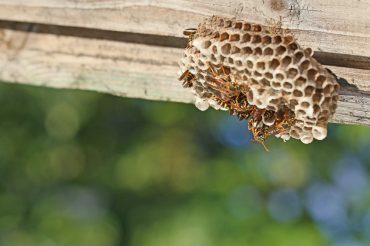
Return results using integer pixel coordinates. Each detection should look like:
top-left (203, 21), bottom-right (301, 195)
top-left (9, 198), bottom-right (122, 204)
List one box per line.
top-left (205, 63), bottom-right (238, 100)
top-left (179, 70), bottom-right (195, 88)
top-left (252, 128), bottom-right (270, 152)
top-left (183, 28), bottom-right (197, 39)
top-left (249, 108), bottom-right (296, 151)
top-left (183, 28), bottom-right (197, 48)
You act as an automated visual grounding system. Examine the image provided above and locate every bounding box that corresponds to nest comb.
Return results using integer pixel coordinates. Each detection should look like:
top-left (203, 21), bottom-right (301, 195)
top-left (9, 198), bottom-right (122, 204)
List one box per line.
top-left (179, 16), bottom-right (340, 145)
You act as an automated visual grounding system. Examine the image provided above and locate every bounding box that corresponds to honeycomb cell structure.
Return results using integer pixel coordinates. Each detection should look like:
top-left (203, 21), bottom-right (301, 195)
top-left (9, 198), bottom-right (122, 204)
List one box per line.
top-left (179, 16), bottom-right (340, 144)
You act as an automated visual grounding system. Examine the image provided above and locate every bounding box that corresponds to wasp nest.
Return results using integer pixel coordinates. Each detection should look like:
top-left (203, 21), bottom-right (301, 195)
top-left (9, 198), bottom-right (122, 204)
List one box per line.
top-left (179, 16), bottom-right (339, 145)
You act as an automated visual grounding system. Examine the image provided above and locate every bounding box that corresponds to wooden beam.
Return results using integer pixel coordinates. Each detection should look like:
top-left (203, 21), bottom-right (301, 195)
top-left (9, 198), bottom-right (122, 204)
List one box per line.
top-left (0, 25), bottom-right (369, 125)
top-left (0, 0), bottom-right (369, 57)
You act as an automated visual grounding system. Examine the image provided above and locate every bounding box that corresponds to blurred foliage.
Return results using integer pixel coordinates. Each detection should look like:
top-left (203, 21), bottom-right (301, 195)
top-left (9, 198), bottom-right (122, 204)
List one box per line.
top-left (0, 82), bottom-right (369, 246)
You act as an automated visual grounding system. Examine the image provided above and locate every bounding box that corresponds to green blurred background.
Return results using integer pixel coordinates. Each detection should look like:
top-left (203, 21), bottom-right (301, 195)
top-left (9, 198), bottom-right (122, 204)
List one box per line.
top-left (0, 82), bottom-right (369, 246)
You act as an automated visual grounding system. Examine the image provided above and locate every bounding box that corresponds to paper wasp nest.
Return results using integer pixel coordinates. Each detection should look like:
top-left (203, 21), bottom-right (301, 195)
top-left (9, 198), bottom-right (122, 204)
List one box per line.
top-left (179, 16), bottom-right (339, 144)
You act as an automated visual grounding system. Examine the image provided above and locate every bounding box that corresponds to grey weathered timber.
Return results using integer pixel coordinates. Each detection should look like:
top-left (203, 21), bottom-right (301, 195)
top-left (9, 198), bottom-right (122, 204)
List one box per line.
top-left (0, 25), bottom-right (369, 125)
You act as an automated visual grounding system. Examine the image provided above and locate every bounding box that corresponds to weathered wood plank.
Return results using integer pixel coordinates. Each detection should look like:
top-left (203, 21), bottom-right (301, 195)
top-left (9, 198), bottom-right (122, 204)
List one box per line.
top-left (0, 0), bottom-right (369, 57)
top-left (0, 27), bottom-right (369, 125)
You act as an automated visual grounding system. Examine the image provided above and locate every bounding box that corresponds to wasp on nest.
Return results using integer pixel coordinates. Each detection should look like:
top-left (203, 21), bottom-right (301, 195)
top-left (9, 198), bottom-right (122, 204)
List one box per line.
top-left (179, 16), bottom-right (340, 150)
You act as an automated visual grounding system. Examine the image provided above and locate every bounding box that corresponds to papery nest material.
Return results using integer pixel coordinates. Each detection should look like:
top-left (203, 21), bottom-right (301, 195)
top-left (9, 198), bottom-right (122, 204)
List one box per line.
top-left (179, 16), bottom-right (340, 146)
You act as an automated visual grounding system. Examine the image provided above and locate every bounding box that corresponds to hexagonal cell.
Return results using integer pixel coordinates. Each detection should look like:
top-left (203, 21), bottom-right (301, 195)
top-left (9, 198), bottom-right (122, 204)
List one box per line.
top-left (241, 33), bottom-right (251, 43)
top-left (271, 81), bottom-right (282, 89)
top-left (300, 60), bottom-right (310, 70)
top-left (235, 60), bottom-right (243, 67)
top-left (221, 43), bottom-right (231, 55)
top-left (304, 126), bottom-right (313, 131)
top-left (243, 23), bottom-right (251, 31)
top-left (294, 77), bottom-right (306, 87)
top-left (284, 35), bottom-right (294, 44)
top-left (220, 32), bottom-right (230, 42)
top-left (257, 88), bottom-right (265, 95)
top-left (313, 91), bottom-right (323, 104)
top-left (321, 97), bottom-right (332, 108)
top-left (300, 101), bottom-right (310, 108)
top-left (252, 24), bottom-right (262, 32)
top-left (289, 99), bottom-right (299, 108)
top-left (264, 72), bottom-right (273, 79)
top-left (273, 36), bottom-right (282, 44)
top-left (316, 75), bottom-right (326, 87)
top-left (283, 82), bottom-right (293, 90)
top-left (194, 85), bottom-right (205, 94)
top-left (275, 73), bottom-right (285, 81)
top-left (230, 34), bottom-right (240, 42)
top-left (276, 46), bottom-right (287, 56)
top-left (253, 71), bottom-right (263, 78)
top-left (262, 36), bottom-right (272, 44)
top-left (195, 97), bottom-right (210, 111)
top-left (231, 46), bottom-right (241, 54)
top-left (304, 48), bottom-right (313, 57)
top-left (294, 51), bottom-right (304, 63)
top-left (263, 47), bottom-right (274, 55)
top-left (307, 68), bottom-right (318, 81)
top-left (293, 89), bottom-right (303, 97)
top-left (312, 126), bottom-right (327, 140)
top-left (256, 99), bottom-right (264, 107)
top-left (244, 69), bottom-right (252, 76)
top-left (198, 59), bottom-right (205, 67)
top-left (241, 47), bottom-right (253, 55)
top-left (288, 42), bottom-right (298, 51)
top-left (254, 47), bottom-right (263, 55)
top-left (260, 78), bottom-right (271, 86)
top-left (202, 40), bottom-right (212, 49)
top-left (320, 109), bottom-right (330, 117)
top-left (313, 104), bottom-right (320, 114)
top-left (210, 54), bottom-right (217, 63)
top-left (297, 109), bottom-right (306, 118)
top-left (330, 103), bottom-right (338, 112)
top-left (323, 84), bottom-right (333, 94)
top-left (211, 45), bottom-right (218, 54)
top-left (247, 60), bottom-right (254, 69)
top-left (224, 20), bottom-right (232, 27)
top-left (216, 18), bottom-right (224, 27)
top-left (304, 86), bottom-right (315, 97)
top-left (256, 61), bottom-right (266, 71)
top-left (281, 56), bottom-right (292, 67)
top-left (250, 78), bottom-right (259, 86)
top-left (290, 129), bottom-right (300, 139)
top-left (252, 35), bottom-right (262, 43)
top-left (287, 68), bottom-right (298, 79)
top-left (269, 98), bottom-right (280, 105)
top-left (234, 22), bottom-right (243, 29)
top-left (262, 111), bottom-right (276, 125)
top-left (269, 59), bottom-right (280, 70)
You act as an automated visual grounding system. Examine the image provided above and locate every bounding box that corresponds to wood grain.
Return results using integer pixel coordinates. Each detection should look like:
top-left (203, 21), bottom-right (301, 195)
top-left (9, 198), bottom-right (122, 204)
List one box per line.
top-left (0, 27), bottom-right (369, 125)
top-left (0, 0), bottom-right (369, 57)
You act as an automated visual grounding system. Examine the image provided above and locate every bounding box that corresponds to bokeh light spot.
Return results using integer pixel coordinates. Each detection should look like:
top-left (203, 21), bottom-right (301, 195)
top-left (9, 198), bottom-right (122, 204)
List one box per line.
top-left (268, 188), bottom-right (302, 223)
top-left (45, 103), bottom-right (80, 140)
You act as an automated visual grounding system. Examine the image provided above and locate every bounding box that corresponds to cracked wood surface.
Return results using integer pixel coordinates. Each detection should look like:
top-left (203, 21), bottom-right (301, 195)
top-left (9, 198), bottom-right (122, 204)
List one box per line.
top-left (0, 0), bottom-right (369, 57)
top-left (0, 26), bottom-right (369, 125)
